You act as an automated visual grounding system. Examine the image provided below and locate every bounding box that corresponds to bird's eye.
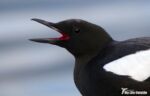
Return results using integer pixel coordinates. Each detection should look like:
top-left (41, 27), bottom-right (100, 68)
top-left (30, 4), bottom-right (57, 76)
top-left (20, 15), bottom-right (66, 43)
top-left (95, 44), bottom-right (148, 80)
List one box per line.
top-left (74, 28), bottom-right (80, 33)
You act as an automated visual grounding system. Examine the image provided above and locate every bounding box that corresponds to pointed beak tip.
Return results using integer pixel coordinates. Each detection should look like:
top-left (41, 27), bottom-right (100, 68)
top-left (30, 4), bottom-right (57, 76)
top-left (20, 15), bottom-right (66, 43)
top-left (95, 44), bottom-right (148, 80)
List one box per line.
top-left (29, 39), bottom-right (38, 42)
top-left (31, 18), bottom-right (34, 21)
top-left (29, 38), bottom-right (34, 41)
top-left (29, 38), bottom-right (51, 43)
top-left (30, 18), bottom-right (53, 27)
top-left (31, 18), bottom-right (39, 21)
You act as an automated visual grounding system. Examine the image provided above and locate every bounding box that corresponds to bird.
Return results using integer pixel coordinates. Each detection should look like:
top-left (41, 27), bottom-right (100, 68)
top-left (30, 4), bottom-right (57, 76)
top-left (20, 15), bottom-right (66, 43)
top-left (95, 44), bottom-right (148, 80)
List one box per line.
top-left (30, 18), bottom-right (150, 96)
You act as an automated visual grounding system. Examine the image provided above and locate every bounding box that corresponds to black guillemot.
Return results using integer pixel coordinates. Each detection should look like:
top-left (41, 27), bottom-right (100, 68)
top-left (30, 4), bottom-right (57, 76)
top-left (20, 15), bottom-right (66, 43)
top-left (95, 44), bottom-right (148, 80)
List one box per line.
top-left (30, 18), bottom-right (150, 96)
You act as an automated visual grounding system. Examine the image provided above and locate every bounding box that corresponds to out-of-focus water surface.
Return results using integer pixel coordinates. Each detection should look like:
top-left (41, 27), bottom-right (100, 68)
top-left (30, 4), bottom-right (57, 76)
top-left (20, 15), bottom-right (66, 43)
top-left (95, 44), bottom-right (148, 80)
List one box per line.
top-left (0, 0), bottom-right (150, 96)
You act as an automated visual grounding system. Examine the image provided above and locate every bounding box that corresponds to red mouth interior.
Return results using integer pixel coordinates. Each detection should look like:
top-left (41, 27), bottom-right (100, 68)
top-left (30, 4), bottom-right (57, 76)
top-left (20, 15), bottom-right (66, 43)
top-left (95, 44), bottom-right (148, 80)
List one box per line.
top-left (50, 32), bottom-right (70, 41)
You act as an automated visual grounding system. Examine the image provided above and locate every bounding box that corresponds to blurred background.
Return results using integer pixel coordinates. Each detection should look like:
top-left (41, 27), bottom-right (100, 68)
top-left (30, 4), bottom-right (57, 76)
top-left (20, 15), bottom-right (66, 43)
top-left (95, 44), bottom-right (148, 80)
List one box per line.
top-left (0, 0), bottom-right (150, 96)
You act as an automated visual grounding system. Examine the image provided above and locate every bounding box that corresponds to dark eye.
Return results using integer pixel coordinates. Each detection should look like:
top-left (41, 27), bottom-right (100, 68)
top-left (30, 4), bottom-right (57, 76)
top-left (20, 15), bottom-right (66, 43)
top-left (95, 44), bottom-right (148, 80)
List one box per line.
top-left (74, 28), bottom-right (80, 33)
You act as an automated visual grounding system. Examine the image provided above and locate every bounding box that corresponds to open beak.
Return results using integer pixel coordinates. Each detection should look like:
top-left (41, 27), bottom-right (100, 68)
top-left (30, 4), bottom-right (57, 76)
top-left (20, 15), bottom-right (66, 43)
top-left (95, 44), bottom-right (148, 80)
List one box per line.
top-left (29, 18), bottom-right (70, 44)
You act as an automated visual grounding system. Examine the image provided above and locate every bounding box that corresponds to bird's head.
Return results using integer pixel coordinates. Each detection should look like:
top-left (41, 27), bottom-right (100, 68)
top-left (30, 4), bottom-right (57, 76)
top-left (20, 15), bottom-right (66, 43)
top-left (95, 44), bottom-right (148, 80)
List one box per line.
top-left (30, 18), bottom-right (113, 57)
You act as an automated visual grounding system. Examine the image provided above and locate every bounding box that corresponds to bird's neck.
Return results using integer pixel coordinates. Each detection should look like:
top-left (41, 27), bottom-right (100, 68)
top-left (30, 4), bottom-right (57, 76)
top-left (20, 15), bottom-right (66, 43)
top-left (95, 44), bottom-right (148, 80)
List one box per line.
top-left (74, 54), bottom-right (95, 90)
top-left (74, 49), bottom-right (102, 75)
top-left (75, 50), bottom-right (100, 65)
top-left (74, 39), bottom-right (114, 93)
top-left (73, 29), bottom-right (114, 73)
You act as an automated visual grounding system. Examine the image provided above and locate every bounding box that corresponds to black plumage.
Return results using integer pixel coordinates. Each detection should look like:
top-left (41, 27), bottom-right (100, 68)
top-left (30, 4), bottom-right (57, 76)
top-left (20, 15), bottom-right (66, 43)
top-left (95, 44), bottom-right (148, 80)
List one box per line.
top-left (30, 18), bottom-right (150, 96)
